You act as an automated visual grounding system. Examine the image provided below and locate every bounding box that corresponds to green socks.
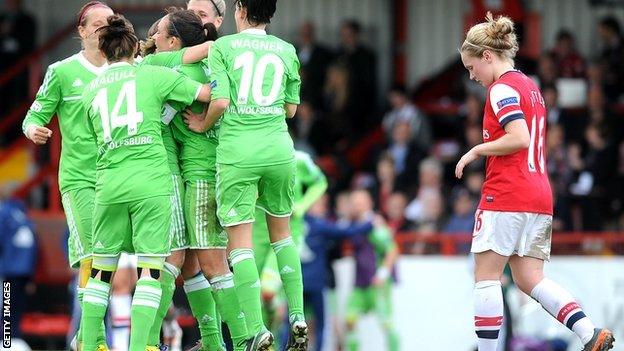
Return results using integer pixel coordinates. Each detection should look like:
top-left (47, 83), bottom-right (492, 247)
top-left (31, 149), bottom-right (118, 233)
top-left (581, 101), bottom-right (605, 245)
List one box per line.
top-left (230, 249), bottom-right (265, 335)
top-left (184, 272), bottom-right (223, 350)
top-left (81, 278), bottom-right (111, 351)
top-left (271, 237), bottom-right (304, 322)
top-left (147, 262), bottom-right (179, 347)
top-left (210, 273), bottom-right (249, 349)
top-left (129, 277), bottom-right (162, 351)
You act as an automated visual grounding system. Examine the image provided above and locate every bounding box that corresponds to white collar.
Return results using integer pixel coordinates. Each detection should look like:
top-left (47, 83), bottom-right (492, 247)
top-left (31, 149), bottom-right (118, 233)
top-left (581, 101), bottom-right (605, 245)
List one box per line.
top-left (241, 28), bottom-right (267, 35)
top-left (77, 51), bottom-right (107, 75)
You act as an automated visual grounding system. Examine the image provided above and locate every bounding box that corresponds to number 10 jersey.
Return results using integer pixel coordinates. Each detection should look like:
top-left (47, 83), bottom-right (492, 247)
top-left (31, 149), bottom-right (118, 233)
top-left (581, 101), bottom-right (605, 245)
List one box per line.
top-left (480, 70), bottom-right (553, 215)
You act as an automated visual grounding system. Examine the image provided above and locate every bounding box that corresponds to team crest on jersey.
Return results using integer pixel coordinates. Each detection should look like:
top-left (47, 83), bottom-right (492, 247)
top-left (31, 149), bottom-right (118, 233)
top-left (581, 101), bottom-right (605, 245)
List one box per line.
top-left (496, 97), bottom-right (518, 109)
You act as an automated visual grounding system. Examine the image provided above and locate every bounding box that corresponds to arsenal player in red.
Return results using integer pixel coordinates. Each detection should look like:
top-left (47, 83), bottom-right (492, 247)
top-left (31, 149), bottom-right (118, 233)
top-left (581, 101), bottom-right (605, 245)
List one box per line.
top-left (456, 12), bottom-right (615, 351)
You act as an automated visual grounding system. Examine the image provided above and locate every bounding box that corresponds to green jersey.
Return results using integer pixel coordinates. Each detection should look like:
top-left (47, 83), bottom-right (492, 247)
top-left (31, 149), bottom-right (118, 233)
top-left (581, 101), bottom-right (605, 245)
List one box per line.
top-left (138, 50), bottom-right (187, 176)
top-left (209, 28), bottom-right (301, 167)
top-left (166, 62), bottom-right (219, 182)
top-left (22, 52), bottom-right (107, 193)
top-left (139, 49), bottom-right (185, 67)
top-left (291, 150), bottom-right (327, 235)
top-left (82, 62), bottom-right (202, 204)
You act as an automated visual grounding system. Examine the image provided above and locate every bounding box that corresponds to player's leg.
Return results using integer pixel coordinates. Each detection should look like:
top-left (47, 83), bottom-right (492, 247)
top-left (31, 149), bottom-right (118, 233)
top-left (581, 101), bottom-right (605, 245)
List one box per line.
top-left (471, 210), bottom-right (517, 351)
top-left (345, 288), bottom-right (367, 351)
top-left (147, 250), bottom-right (183, 350)
top-left (375, 282), bottom-right (399, 351)
top-left (252, 209), bottom-right (273, 274)
top-left (217, 163), bottom-right (273, 349)
top-left (110, 253), bottom-right (137, 351)
top-left (129, 196), bottom-right (172, 351)
top-left (259, 161), bottom-right (307, 349)
top-left (62, 188), bottom-right (108, 349)
top-left (509, 214), bottom-right (614, 351)
top-left (185, 179), bottom-right (230, 350)
top-left (149, 175), bottom-right (189, 350)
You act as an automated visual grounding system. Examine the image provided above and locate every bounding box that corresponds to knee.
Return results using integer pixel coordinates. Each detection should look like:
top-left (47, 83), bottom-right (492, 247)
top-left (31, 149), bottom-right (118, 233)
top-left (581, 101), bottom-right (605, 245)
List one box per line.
top-left (511, 271), bottom-right (544, 295)
top-left (167, 251), bottom-right (186, 269)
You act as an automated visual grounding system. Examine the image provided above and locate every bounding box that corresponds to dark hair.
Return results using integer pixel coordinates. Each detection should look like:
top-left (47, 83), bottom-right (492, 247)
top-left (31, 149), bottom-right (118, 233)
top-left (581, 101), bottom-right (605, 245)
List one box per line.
top-left (342, 20), bottom-right (361, 35)
top-left (600, 16), bottom-right (621, 36)
top-left (555, 29), bottom-right (573, 42)
top-left (166, 8), bottom-right (218, 47)
top-left (77, 1), bottom-right (112, 27)
top-left (390, 83), bottom-right (408, 96)
top-left (237, 0), bottom-right (276, 25)
top-left (97, 14), bottom-right (138, 62)
top-left (541, 83), bottom-right (558, 95)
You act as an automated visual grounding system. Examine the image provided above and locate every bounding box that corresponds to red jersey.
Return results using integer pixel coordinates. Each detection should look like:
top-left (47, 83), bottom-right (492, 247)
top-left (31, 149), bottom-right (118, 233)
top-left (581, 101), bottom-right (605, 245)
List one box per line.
top-left (479, 70), bottom-right (553, 215)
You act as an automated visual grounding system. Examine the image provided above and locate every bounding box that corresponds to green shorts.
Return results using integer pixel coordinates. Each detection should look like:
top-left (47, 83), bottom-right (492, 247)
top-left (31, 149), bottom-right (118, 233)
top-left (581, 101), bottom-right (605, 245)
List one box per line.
top-left (170, 174), bottom-right (189, 251)
top-left (61, 188), bottom-right (95, 268)
top-left (92, 195), bottom-right (172, 257)
top-left (346, 283), bottom-right (393, 326)
top-left (185, 180), bottom-right (228, 249)
top-left (216, 161), bottom-right (295, 227)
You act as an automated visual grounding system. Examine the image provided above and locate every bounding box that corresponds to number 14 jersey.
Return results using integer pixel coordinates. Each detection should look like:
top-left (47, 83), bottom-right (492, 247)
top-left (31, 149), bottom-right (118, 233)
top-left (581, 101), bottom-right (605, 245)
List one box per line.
top-left (480, 70), bottom-right (553, 215)
top-left (82, 62), bottom-right (202, 204)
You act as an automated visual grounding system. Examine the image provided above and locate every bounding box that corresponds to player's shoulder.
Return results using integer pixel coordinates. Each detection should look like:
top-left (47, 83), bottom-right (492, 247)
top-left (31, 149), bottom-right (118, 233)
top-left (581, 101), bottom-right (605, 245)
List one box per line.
top-left (46, 53), bottom-right (81, 76)
top-left (269, 35), bottom-right (296, 55)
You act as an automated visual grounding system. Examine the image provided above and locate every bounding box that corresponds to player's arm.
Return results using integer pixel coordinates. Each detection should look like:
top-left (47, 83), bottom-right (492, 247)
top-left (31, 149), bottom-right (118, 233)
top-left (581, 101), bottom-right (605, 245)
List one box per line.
top-left (284, 46), bottom-right (301, 119)
top-left (22, 65), bottom-right (60, 145)
top-left (182, 41), bottom-right (213, 64)
top-left (293, 154), bottom-right (328, 217)
top-left (370, 221), bottom-right (398, 286)
top-left (317, 218), bottom-right (373, 239)
top-left (285, 103), bottom-right (298, 118)
top-left (185, 41), bottom-right (229, 133)
top-left (455, 84), bottom-right (530, 178)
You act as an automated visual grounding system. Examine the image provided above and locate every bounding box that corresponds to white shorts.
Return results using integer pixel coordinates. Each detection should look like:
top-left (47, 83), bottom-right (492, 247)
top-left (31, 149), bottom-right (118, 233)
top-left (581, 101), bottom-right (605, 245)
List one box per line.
top-left (471, 210), bottom-right (553, 260)
top-left (117, 252), bottom-right (138, 269)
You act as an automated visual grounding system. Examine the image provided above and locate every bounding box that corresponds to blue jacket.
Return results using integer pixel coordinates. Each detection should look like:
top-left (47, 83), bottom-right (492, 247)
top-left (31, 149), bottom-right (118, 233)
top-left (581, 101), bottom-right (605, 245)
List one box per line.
top-left (301, 215), bottom-right (372, 291)
top-left (0, 199), bottom-right (37, 277)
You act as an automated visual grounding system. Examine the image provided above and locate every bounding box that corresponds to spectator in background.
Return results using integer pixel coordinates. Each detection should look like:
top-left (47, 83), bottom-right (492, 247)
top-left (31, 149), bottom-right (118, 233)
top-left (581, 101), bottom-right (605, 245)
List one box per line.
top-left (536, 53), bottom-right (558, 87)
top-left (0, 0), bottom-right (37, 140)
top-left (542, 84), bottom-right (583, 144)
top-left (550, 30), bottom-right (586, 78)
top-left (289, 101), bottom-right (327, 156)
top-left (382, 84), bottom-right (431, 152)
top-left (596, 16), bottom-right (624, 101)
top-left (586, 84), bottom-right (624, 143)
top-left (336, 19), bottom-right (378, 137)
top-left (384, 120), bottom-right (426, 189)
top-left (405, 158), bottom-right (444, 224)
top-left (385, 192), bottom-right (414, 237)
top-left (322, 62), bottom-right (351, 148)
top-left (464, 169), bottom-right (485, 200)
top-left (373, 153), bottom-right (398, 215)
top-left (296, 22), bottom-right (334, 108)
top-left (442, 187), bottom-right (475, 254)
top-left (547, 124), bottom-right (573, 231)
top-left (0, 183), bottom-right (37, 344)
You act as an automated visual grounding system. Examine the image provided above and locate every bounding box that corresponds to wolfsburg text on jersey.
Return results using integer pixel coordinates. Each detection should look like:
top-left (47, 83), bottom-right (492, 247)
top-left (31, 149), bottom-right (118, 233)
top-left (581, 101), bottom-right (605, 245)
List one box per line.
top-left (227, 105), bottom-right (284, 115)
top-left (99, 135), bottom-right (153, 155)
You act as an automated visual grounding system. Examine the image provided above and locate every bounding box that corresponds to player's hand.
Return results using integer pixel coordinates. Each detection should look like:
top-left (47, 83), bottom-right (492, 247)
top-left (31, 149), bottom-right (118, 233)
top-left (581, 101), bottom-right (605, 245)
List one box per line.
top-left (26, 125), bottom-right (52, 145)
top-left (373, 214), bottom-right (386, 227)
top-left (455, 148), bottom-right (479, 179)
top-left (183, 109), bottom-right (206, 133)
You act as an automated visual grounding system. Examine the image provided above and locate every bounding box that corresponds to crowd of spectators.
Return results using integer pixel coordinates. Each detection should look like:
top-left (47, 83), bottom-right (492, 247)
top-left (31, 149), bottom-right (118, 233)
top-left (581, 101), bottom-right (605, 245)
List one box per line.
top-left (289, 17), bottom-right (624, 254)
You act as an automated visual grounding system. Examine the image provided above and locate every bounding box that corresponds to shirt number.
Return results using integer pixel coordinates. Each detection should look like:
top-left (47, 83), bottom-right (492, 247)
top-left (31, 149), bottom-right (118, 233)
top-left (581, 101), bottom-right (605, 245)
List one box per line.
top-left (233, 51), bottom-right (284, 106)
top-left (527, 115), bottom-right (545, 173)
top-left (92, 80), bottom-right (144, 142)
